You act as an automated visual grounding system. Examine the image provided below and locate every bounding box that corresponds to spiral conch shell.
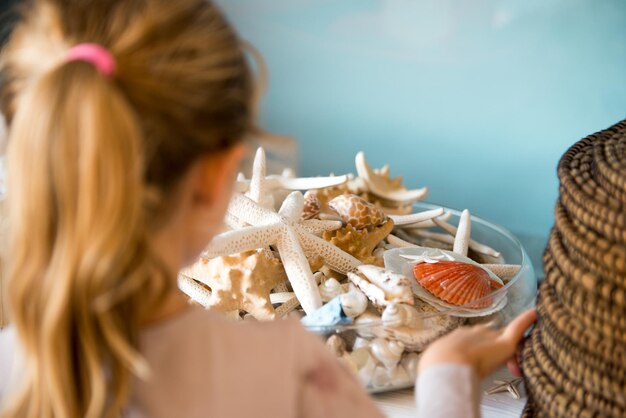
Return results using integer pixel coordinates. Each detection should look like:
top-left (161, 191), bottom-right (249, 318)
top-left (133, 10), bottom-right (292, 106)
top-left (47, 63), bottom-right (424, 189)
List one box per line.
top-left (382, 303), bottom-right (422, 329)
top-left (328, 194), bottom-right (387, 230)
top-left (370, 338), bottom-right (405, 369)
top-left (318, 278), bottom-right (345, 302)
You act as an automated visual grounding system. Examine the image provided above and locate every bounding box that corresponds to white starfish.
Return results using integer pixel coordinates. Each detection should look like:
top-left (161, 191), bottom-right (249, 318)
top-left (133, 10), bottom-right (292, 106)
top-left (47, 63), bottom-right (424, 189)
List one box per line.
top-left (485, 378), bottom-right (523, 399)
top-left (203, 191), bottom-right (362, 314)
top-left (235, 147), bottom-right (349, 209)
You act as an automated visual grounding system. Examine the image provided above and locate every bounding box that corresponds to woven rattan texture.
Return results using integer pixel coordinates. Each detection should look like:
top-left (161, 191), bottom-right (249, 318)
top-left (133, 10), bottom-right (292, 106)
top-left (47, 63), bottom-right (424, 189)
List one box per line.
top-left (522, 120), bottom-right (626, 417)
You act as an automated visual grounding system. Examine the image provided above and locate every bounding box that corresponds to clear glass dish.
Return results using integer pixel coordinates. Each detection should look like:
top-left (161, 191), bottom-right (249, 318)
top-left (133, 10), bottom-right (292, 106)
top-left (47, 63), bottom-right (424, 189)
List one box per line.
top-left (305, 202), bottom-right (537, 393)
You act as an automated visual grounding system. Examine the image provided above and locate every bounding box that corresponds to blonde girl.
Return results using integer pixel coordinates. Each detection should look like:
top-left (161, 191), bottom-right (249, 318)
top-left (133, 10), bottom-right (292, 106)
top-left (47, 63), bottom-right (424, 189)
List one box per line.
top-left (0, 0), bottom-right (535, 417)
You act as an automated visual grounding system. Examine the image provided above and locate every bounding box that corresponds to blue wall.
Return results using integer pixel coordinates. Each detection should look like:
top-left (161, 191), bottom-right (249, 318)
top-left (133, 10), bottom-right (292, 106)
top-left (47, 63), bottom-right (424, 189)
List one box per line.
top-left (218, 0), bottom-right (626, 276)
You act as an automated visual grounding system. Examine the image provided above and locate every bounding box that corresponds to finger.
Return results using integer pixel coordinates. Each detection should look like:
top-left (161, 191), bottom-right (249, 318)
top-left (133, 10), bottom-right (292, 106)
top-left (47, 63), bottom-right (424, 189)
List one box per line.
top-left (506, 357), bottom-right (521, 377)
top-left (501, 309), bottom-right (537, 343)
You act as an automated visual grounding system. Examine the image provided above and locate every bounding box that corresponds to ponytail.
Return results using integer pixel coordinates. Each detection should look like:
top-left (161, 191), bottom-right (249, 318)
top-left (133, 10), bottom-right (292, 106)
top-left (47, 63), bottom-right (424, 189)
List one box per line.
top-left (0, 0), bottom-right (253, 416)
top-left (4, 60), bottom-right (168, 418)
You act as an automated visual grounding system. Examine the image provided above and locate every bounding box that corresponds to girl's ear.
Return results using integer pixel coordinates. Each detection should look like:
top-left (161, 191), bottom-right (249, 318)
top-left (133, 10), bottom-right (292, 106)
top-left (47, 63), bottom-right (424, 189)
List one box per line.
top-left (193, 143), bottom-right (247, 208)
top-left (180, 143), bottom-right (247, 265)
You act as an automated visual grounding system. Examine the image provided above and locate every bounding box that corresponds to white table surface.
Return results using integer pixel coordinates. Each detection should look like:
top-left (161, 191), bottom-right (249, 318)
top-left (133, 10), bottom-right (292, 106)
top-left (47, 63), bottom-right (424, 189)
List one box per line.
top-left (373, 367), bottom-right (526, 418)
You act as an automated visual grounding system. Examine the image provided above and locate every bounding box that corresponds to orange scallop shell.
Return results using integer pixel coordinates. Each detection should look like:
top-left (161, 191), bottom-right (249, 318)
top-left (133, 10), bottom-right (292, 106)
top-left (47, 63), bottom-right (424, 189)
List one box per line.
top-left (412, 261), bottom-right (503, 308)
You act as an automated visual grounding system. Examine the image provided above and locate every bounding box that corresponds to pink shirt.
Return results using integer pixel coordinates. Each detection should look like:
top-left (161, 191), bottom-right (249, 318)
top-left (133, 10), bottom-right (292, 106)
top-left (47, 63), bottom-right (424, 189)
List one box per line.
top-left (0, 308), bottom-right (478, 417)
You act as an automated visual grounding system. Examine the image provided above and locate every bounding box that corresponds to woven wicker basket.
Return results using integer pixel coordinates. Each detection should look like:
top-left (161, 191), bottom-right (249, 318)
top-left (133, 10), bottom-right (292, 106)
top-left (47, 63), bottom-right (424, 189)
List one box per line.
top-left (522, 119), bottom-right (626, 417)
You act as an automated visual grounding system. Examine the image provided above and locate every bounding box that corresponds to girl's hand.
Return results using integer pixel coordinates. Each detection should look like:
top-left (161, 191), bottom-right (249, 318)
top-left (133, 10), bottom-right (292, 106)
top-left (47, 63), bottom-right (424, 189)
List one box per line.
top-left (418, 309), bottom-right (537, 379)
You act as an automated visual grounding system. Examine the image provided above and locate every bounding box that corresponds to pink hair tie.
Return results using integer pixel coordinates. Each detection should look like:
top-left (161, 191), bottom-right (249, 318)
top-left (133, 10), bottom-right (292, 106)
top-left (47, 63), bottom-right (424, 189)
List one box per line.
top-left (66, 43), bottom-right (116, 77)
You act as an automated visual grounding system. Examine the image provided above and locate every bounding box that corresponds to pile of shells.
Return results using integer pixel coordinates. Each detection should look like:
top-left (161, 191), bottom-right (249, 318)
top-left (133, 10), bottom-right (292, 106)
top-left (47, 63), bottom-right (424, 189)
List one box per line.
top-left (179, 148), bottom-right (524, 391)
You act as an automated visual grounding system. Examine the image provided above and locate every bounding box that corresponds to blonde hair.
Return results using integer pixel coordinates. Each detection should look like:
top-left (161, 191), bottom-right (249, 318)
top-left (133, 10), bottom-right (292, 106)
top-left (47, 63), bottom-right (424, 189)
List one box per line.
top-left (0, 0), bottom-right (252, 417)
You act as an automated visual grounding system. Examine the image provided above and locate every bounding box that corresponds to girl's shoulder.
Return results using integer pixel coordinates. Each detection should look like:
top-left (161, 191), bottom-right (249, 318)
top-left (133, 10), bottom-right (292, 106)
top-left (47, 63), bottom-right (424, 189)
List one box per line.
top-left (133, 308), bottom-right (321, 417)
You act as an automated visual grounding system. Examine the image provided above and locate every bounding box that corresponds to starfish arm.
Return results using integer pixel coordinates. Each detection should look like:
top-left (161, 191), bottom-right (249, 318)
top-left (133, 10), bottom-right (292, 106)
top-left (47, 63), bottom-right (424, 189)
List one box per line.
top-left (224, 212), bottom-right (245, 230)
top-left (177, 275), bottom-right (211, 307)
top-left (203, 223), bottom-right (283, 257)
top-left (276, 226), bottom-right (322, 314)
top-left (278, 191), bottom-right (304, 222)
top-left (300, 219), bottom-right (342, 235)
top-left (389, 208), bottom-right (444, 226)
top-left (247, 147), bottom-right (267, 203)
top-left (227, 193), bottom-right (280, 226)
top-left (271, 174), bottom-right (349, 190)
top-left (297, 227), bottom-right (362, 273)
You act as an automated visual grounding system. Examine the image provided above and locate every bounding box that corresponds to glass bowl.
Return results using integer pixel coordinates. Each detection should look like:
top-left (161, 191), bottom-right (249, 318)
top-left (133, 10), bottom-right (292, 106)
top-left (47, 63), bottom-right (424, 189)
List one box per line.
top-left (304, 202), bottom-right (537, 393)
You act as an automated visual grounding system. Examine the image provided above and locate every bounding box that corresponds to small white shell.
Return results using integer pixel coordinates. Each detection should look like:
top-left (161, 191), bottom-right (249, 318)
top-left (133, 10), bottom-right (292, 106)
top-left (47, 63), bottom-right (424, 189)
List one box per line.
top-left (370, 338), bottom-right (405, 369)
top-left (326, 334), bottom-right (347, 357)
top-left (352, 337), bottom-right (371, 351)
top-left (340, 289), bottom-right (369, 318)
top-left (319, 278), bottom-right (345, 302)
top-left (371, 366), bottom-right (394, 388)
top-left (371, 365), bottom-right (411, 389)
top-left (354, 311), bottom-right (383, 338)
top-left (350, 347), bottom-right (377, 386)
top-left (356, 265), bottom-right (414, 305)
top-left (400, 352), bottom-right (421, 380)
top-left (382, 303), bottom-right (422, 329)
top-left (312, 271), bottom-right (326, 285)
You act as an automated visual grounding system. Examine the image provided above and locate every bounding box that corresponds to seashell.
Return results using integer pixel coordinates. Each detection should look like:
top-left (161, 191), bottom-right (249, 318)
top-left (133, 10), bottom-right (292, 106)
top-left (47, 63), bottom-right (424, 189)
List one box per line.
top-left (400, 352), bottom-right (421, 380)
top-left (371, 365), bottom-right (411, 389)
top-left (350, 347), bottom-right (377, 386)
top-left (382, 298), bottom-right (464, 351)
top-left (318, 278), bottom-right (345, 302)
top-left (357, 265), bottom-right (414, 305)
top-left (340, 288), bottom-right (369, 318)
top-left (326, 334), bottom-right (347, 357)
top-left (413, 260), bottom-right (503, 308)
top-left (352, 337), bottom-right (371, 351)
top-left (355, 152), bottom-right (427, 205)
top-left (354, 310), bottom-right (384, 338)
top-left (302, 190), bottom-right (321, 220)
top-left (371, 366), bottom-right (394, 388)
top-left (312, 271), bottom-right (326, 285)
top-left (382, 303), bottom-right (422, 329)
top-left (328, 194), bottom-right (386, 230)
top-left (348, 272), bottom-right (387, 307)
top-left (370, 338), bottom-right (405, 369)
